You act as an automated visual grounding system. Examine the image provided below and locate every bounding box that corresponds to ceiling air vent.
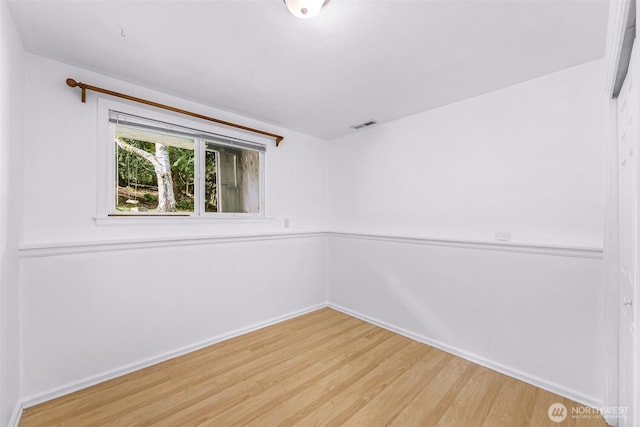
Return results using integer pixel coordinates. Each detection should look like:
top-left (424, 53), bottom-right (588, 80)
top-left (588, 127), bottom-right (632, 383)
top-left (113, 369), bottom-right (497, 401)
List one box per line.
top-left (350, 120), bottom-right (377, 130)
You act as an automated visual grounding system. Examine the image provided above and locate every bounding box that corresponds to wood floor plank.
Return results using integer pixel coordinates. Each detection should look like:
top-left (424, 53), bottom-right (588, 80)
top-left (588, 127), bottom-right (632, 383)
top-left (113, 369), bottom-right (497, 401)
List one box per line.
top-left (244, 336), bottom-right (418, 427)
top-left (166, 329), bottom-right (397, 426)
top-left (435, 366), bottom-right (506, 427)
top-left (338, 347), bottom-right (451, 426)
top-left (480, 376), bottom-right (538, 427)
top-left (294, 341), bottom-right (440, 426)
top-left (20, 308), bottom-right (609, 427)
top-left (387, 356), bottom-right (478, 426)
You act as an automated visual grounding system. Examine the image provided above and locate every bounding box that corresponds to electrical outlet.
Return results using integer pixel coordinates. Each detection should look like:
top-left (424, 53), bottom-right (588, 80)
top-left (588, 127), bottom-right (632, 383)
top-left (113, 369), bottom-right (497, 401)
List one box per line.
top-left (494, 232), bottom-right (511, 242)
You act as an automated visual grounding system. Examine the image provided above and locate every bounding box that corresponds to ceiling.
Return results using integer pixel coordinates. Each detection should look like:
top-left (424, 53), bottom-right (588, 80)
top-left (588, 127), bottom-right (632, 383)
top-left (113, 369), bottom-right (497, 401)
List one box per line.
top-left (9, 0), bottom-right (609, 140)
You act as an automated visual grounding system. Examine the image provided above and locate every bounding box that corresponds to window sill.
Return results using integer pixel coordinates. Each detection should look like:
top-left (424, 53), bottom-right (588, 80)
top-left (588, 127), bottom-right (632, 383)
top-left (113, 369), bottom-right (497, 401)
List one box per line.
top-left (94, 215), bottom-right (274, 226)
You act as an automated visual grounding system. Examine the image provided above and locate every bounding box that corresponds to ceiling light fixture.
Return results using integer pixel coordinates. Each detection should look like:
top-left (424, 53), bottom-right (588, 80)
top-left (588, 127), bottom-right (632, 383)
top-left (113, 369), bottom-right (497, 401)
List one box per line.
top-left (284, 0), bottom-right (329, 19)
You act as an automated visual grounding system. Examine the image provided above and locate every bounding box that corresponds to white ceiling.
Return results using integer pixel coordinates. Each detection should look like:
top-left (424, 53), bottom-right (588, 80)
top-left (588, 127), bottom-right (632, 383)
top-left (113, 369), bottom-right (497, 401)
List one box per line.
top-left (9, 0), bottom-right (609, 140)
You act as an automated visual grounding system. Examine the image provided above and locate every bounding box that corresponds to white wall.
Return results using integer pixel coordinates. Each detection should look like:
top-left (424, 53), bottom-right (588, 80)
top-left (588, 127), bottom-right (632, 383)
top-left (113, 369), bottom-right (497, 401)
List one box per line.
top-left (0, 1), bottom-right (24, 425)
top-left (19, 55), bottom-right (329, 403)
top-left (328, 60), bottom-right (607, 406)
top-left (329, 60), bottom-right (605, 248)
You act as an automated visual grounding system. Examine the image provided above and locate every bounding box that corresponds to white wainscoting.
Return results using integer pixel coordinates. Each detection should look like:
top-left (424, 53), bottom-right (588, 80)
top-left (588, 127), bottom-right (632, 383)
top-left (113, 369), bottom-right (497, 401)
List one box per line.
top-left (19, 231), bottom-right (605, 412)
top-left (19, 234), bottom-right (328, 405)
top-left (327, 232), bottom-right (604, 408)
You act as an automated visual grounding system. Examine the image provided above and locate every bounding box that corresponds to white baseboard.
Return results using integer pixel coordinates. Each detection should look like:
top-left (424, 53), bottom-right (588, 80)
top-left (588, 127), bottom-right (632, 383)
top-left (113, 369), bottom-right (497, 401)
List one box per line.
top-left (8, 402), bottom-right (23, 427)
top-left (18, 301), bottom-right (605, 417)
top-left (20, 303), bottom-right (327, 409)
top-left (328, 303), bottom-right (603, 410)
top-left (602, 413), bottom-right (618, 427)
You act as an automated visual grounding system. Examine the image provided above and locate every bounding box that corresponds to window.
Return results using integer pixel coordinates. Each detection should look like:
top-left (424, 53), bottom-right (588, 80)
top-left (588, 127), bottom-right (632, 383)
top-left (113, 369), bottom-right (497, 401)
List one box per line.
top-left (102, 107), bottom-right (266, 218)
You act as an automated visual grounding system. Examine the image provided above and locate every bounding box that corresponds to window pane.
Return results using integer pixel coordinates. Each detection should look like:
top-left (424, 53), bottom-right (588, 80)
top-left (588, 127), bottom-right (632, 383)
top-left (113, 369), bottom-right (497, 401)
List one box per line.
top-left (204, 146), bottom-right (219, 213)
top-left (115, 127), bottom-right (195, 214)
top-left (205, 141), bottom-right (261, 214)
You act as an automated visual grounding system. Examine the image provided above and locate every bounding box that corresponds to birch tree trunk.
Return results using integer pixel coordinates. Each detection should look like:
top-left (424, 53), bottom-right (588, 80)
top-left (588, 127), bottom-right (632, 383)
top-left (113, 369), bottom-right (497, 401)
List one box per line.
top-left (154, 143), bottom-right (176, 212)
top-left (115, 138), bottom-right (177, 212)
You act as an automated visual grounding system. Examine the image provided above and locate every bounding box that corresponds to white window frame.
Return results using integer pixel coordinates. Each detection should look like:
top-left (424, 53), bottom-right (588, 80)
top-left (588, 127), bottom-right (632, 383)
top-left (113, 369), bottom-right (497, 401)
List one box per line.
top-left (96, 98), bottom-right (269, 222)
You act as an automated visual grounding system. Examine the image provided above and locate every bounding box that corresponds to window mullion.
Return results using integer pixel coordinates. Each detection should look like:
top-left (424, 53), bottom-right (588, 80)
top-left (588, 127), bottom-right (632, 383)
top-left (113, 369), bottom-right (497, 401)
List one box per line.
top-left (196, 138), bottom-right (205, 216)
top-left (107, 121), bottom-right (117, 215)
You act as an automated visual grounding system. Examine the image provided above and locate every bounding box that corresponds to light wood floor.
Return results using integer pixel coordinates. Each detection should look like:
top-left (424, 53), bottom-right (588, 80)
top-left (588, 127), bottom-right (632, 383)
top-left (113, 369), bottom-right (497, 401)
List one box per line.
top-left (21, 308), bottom-right (608, 426)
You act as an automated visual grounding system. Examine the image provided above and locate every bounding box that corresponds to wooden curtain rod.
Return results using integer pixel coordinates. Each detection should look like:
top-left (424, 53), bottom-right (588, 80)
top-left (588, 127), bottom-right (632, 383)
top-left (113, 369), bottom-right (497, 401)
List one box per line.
top-left (65, 78), bottom-right (284, 147)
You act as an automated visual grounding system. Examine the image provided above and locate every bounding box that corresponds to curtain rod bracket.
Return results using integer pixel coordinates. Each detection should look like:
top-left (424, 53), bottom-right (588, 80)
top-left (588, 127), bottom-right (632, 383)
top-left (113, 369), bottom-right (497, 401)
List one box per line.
top-left (65, 77), bottom-right (284, 146)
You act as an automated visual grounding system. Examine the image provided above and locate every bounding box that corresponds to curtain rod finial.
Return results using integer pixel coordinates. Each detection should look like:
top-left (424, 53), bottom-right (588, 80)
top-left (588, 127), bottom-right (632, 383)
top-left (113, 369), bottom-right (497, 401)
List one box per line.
top-left (66, 78), bottom-right (79, 88)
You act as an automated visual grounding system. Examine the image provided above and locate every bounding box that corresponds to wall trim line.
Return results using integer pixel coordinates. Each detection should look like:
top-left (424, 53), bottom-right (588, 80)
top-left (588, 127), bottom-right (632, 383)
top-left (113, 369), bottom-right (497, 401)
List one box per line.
top-left (328, 303), bottom-right (603, 410)
top-left (19, 303), bottom-right (327, 409)
top-left (18, 231), bottom-right (327, 258)
top-left (18, 230), bottom-right (603, 259)
top-left (328, 231), bottom-right (603, 259)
